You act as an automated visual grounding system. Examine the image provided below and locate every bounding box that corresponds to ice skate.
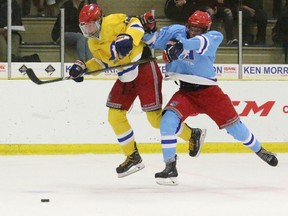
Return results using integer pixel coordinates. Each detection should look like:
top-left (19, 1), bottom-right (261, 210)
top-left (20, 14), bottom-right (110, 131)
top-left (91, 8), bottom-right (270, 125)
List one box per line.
top-left (155, 155), bottom-right (178, 186)
top-left (256, 147), bottom-right (278, 167)
top-left (189, 128), bottom-right (207, 157)
top-left (116, 148), bottom-right (145, 178)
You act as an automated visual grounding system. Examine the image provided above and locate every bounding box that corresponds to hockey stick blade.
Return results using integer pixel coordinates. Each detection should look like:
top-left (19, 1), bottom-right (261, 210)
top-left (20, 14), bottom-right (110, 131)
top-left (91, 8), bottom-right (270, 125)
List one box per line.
top-left (26, 68), bottom-right (66, 85)
top-left (26, 56), bottom-right (162, 85)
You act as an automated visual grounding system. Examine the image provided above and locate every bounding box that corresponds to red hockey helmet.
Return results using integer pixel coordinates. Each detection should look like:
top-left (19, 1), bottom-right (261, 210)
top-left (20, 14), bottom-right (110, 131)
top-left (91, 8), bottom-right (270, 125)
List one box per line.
top-left (187, 10), bottom-right (212, 31)
top-left (79, 4), bottom-right (103, 38)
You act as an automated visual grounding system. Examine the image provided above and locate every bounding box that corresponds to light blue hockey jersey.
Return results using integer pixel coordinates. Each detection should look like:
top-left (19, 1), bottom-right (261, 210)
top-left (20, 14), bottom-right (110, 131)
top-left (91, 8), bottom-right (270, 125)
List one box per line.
top-left (143, 24), bottom-right (223, 85)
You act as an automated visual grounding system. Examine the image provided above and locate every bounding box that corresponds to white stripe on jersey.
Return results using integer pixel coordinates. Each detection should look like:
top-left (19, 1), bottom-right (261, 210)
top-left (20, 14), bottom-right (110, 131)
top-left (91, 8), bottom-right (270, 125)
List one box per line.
top-left (195, 35), bottom-right (210, 55)
top-left (129, 22), bottom-right (145, 34)
top-left (92, 57), bottom-right (106, 68)
top-left (143, 32), bottom-right (158, 46)
top-left (117, 53), bottom-right (142, 82)
top-left (164, 72), bottom-right (217, 85)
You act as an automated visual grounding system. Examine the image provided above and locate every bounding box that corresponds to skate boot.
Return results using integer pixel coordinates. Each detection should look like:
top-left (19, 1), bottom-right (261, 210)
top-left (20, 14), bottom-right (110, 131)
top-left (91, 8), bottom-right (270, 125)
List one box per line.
top-left (189, 128), bottom-right (207, 157)
top-left (155, 155), bottom-right (178, 186)
top-left (256, 147), bottom-right (278, 167)
top-left (116, 146), bottom-right (145, 178)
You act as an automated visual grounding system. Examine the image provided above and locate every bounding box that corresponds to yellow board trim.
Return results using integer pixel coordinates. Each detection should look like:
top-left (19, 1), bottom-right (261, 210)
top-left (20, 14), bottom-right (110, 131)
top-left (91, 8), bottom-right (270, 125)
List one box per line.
top-left (0, 143), bottom-right (287, 155)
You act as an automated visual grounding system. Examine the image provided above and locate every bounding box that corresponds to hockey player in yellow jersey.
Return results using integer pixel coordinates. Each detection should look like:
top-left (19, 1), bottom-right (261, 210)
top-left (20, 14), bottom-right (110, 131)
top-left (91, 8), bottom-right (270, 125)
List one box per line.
top-left (82, 14), bottom-right (144, 82)
top-left (68, 4), bottom-right (207, 178)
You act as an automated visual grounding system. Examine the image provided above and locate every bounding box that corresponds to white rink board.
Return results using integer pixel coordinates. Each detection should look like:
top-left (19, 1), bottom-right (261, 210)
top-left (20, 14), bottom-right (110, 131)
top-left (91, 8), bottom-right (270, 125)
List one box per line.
top-left (1, 62), bottom-right (288, 80)
top-left (0, 80), bottom-right (287, 144)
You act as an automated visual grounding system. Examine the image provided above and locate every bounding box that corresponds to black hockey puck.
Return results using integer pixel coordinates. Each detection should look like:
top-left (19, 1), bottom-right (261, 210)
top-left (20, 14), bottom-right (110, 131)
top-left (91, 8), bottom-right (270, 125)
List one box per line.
top-left (41, 199), bottom-right (50, 202)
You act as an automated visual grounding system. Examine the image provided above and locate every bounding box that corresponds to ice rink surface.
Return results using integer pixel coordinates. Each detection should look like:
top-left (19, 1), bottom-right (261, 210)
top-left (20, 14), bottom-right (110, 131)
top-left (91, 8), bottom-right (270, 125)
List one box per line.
top-left (0, 153), bottom-right (287, 216)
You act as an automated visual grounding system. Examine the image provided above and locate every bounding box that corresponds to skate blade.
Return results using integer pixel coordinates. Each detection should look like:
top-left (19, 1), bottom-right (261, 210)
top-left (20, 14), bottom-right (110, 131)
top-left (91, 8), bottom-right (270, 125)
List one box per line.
top-left (156, 177), bottom-right (179, 186)
top-left (194, 128), bottom-right (207, 157)
top-left (117, 163), bottom-right (145, 178)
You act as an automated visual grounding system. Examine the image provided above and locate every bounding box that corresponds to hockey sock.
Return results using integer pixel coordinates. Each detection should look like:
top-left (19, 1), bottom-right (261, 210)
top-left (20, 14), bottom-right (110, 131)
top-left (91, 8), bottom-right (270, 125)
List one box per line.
top-left (160, 110), bottom-right (180, 162)
top-left (146, 109), bottom-right (162, 129)
top-left (226, 120), bottom-right (261, 152)
top-left (176, 123), bottom-right (192, 142)
top-left (108, 108), bottom-right (135, 156)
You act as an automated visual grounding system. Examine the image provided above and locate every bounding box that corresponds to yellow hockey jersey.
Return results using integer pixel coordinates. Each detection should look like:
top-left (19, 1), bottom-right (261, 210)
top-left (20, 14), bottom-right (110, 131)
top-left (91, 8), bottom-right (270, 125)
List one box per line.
top-left (85, 13), bottom-right (145, 82)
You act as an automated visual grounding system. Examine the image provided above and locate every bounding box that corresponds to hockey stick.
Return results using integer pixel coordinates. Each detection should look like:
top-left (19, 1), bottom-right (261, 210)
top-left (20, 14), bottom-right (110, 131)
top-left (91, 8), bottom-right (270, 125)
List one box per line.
top-left (26, 56), bottom-right (162, 85)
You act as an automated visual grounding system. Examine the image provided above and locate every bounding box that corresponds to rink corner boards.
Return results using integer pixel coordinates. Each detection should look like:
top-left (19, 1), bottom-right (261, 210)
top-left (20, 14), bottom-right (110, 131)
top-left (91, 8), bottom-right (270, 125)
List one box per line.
top-left (0, 143), bottom-right (287, 155)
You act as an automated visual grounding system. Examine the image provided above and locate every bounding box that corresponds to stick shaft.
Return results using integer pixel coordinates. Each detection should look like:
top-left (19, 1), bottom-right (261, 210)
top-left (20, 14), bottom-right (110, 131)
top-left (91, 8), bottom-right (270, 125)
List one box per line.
top-left (26, 56), bottom-right (162, 85)
top-left (85, 56), bottom-right (160, 76)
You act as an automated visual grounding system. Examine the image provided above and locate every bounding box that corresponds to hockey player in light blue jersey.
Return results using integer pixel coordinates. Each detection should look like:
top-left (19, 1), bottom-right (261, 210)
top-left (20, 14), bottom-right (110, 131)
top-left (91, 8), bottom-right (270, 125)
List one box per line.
top-left (144, 14), bottom-right (222, 85)
top-left (143, 10), bottom-right (278, 186)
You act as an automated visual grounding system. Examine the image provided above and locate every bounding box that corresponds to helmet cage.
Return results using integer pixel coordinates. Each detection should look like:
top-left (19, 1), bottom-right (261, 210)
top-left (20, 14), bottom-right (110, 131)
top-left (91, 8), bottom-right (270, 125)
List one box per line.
top-left (79, 19), bottom-right (101, 39)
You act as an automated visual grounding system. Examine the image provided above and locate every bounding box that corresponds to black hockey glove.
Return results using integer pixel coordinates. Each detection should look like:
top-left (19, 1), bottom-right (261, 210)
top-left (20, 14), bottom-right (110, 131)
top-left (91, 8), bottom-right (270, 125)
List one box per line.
top-left (163, 38), bottom-right (184, 63)
top-left (115, 34), bottom-right (133, 57)
top-left (69, 60), bottom-right (86, 82)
